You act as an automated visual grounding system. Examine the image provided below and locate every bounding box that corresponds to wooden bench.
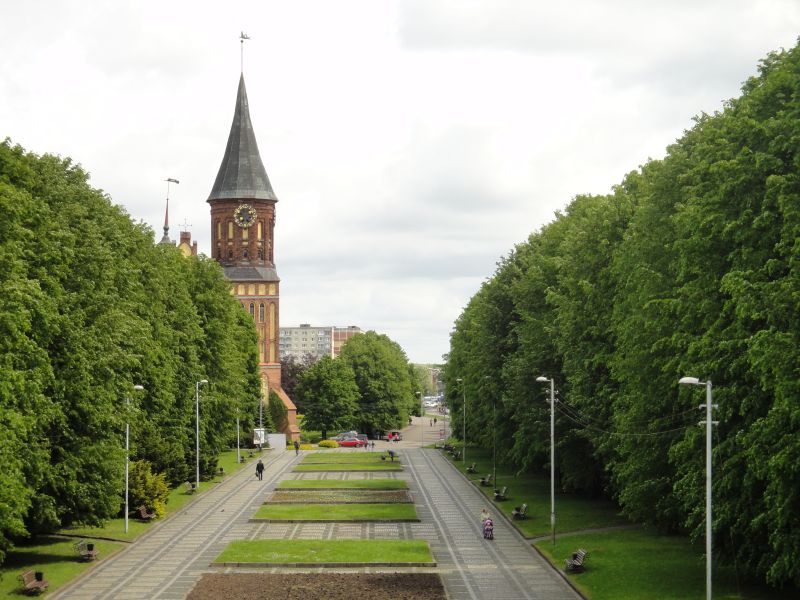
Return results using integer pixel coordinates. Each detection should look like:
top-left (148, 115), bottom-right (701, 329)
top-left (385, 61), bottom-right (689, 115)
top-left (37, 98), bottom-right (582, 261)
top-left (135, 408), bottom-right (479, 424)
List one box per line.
top-left (512, 503), bottom-right (528, 519)
top-left (73, 539), bottom-right (99, 561)
top-left (466, 462), bottom-right (477, 473)
top-left (565, 548), bottom-right (588, 573)
top-left (493, 486), bottom-right (508, 501)
top-left (18, 570), bottom-right (48, 595)
top-left (452, 450), bottom-right (462, 460)
top-left (479, 474), bottom-right (493, 487)
top-left (183, 481), bottom-right (196, 494)
top-left (217, 467), bottom-right (225, 476)
top-left (137, 505), bottom-right (156, 521)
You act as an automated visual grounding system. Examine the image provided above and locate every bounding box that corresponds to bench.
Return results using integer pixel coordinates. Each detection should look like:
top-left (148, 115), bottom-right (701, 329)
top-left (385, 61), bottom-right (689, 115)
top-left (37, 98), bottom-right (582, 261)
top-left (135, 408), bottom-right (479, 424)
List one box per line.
top-left (73, 539), bottom-right (99, 561)
top-left (565, 548), bottom-right (588, 573)
top-left (183, 481), bottom-right (196, 494)
top-left (217, 467), bottom-right (225, 476)
top-left (466, 462), bottom-right (477, 473)
top-left (18, 570), bottom-right (48, 595)
top-left (137, 505), bottom-right (156, 521)
top-left (493, 486), bottom-right (508, 501)
top-left (479, 474), bottom-right (493, 487)
top-left (452, 450), bottom-right (462, 460)
top-left (443, 444), bottom-right (455, 452)
top-left (512, 503), bottom-right (528, 519)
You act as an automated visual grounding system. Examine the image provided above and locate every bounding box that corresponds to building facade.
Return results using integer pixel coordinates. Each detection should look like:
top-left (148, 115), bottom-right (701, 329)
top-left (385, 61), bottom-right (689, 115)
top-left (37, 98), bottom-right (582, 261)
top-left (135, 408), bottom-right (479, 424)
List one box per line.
top-left (207, 73), bottom-right (298, 441)
top-left (279, 324), bottom-right (363, 360)
top-left (333, 326), bottom-right (362, 357)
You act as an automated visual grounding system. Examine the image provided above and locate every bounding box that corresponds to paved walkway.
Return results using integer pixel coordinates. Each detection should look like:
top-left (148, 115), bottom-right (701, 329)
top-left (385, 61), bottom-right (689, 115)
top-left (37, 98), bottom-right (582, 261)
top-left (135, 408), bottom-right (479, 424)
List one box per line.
top-left (53, 440), bottom-right (579, 599)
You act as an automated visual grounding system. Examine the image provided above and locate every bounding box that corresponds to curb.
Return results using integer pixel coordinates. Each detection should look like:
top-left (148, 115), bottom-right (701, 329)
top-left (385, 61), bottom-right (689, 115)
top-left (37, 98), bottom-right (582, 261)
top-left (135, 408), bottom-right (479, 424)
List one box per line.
top-left (248, 518), bottom-right (421, 523)
top-left (211, 561), bottom-right (437, 568)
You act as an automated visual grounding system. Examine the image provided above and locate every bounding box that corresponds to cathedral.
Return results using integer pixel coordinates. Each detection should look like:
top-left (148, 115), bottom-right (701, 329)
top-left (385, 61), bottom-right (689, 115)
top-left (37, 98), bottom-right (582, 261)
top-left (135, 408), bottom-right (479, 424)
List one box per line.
top-left (206, 73), bottom-right (299, 441)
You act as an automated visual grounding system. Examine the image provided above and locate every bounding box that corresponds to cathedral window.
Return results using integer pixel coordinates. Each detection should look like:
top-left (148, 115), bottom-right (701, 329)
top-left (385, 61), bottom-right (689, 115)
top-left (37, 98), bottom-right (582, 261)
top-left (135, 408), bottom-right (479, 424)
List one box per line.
top-left (216, 221), bottom-right (222, 240)
top-left (249, 303), bottom-right (255, 318)
top-left (259, 303), bottom-right (265, 322)
top-left (228, 221), bottom-right (234, 239)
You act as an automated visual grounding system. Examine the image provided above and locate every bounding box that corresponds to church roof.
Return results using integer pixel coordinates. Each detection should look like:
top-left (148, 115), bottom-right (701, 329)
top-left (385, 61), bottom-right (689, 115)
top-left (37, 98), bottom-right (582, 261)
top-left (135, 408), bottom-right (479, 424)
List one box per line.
top-left (223, 265), bottom-right (280, 282)
top-left (208, 74), bottom-right (277, 202)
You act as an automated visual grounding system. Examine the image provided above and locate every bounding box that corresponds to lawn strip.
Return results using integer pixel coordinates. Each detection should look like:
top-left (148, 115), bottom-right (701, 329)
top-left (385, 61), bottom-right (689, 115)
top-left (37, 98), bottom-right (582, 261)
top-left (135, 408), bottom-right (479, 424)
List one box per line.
top-left (533, 529), bottom-right (793, 600)
top-left (277, 479), bottom-right (406, 490)
top-left (252, 503), bottom-right (418, 521)
top-left (214, 539), bottom-right (433, 566)
top-left (302, 451), bottom-right (389, 463)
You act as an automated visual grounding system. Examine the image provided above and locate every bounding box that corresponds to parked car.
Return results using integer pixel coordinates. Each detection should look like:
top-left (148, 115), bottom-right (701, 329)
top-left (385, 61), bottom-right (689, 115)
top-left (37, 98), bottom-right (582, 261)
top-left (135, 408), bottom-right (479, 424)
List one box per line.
top-left (380, 430), bottom-right (403, 441)
top-left (355, 434), bottom-right (369, 445)
top-left (333, 431), bottom-right (358, 441)
top-left (338, 437), bottom-right (366, 447)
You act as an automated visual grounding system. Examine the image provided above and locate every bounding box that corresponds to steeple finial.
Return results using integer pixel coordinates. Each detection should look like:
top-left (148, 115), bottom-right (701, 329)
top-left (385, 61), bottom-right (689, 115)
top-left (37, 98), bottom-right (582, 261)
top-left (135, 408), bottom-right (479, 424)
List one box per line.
top-left (240, 32), bottom-right (250, 74)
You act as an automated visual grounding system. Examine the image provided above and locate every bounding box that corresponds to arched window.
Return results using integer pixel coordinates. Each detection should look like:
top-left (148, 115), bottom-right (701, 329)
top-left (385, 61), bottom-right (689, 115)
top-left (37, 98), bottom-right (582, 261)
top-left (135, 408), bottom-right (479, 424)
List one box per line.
top-left (243, 248), bottom-right (249, 259)
top-left (259, 303), bottom-right (265, 322)
top-left (228, 221), bottom-right (234, 239)
top-left (249, 303), bottom-right (255, 318)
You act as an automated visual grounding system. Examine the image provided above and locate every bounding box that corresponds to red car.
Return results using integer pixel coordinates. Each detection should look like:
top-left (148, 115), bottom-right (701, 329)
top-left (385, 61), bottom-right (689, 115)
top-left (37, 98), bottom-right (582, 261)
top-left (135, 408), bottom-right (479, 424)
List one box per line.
top-left (337, 437), bottom-right (366, 447)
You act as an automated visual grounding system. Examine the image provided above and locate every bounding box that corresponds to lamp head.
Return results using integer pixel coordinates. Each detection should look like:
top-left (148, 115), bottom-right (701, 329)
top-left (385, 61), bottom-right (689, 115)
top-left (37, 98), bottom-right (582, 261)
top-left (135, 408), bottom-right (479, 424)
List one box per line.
top-left (133, 384), bottom-right (144, 391)
top-left (199, 379), bottom-right (208, 385)
top-left (678, 376), bottom-right (701, 386)
top-left (535, 376), bottom-right (548, 383)
top-left (456, 378), bottom-right (463, 383)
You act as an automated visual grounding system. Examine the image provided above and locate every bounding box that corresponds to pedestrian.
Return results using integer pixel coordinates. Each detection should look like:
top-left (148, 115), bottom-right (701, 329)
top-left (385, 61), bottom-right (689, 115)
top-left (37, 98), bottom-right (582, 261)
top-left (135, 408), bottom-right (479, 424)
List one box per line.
top-left (388, 449), bottom-right (396, 462)
top-left (480, 507), bottom-right (489, 524)
top-left (293, 440), bottom-right (300, 455)
top-left (434, 417), bottom-right (437, 427)
top-left (255, 459), bottom-right (264, 481)
top-left (430, 419), bottom-right (433, 427)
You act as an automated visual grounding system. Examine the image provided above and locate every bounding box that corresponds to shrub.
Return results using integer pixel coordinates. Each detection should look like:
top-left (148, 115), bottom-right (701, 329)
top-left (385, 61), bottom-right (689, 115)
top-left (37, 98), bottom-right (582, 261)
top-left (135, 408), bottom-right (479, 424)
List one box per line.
top-left (299, 443), bottom-right (314, 450)
top-left (317, 440), bottom-right (339, 448)
top-left (300, 431), bottom-right (322, 444)
top-left (129, 460), bottom-right (170, 518)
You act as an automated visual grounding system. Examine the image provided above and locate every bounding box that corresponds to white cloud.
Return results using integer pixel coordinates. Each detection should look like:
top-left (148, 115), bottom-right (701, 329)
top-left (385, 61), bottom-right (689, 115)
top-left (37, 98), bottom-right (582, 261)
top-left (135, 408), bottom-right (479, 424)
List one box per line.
top-left (1, 0), bottom-right (798, 363)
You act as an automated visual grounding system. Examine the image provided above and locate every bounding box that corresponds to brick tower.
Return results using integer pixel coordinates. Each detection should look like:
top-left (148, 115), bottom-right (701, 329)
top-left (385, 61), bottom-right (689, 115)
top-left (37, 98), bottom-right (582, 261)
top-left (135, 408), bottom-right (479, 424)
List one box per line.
top-left (207, 73), bottom-right (298, 441)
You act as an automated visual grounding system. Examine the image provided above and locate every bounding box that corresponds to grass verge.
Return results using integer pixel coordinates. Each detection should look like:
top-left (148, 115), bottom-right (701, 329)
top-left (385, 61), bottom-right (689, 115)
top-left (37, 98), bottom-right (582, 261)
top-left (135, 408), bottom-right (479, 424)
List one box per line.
top-left (215, 539), bottom-right (432, 564)
top-left (0, 535), bottom-right (125, 597)
top-left (277, 479), bottom-right (407, 490)
top-left (253, 503), bottom-right (418, 521)
top-left (268, 490), bottom-right (411, 503)
top-left (302, 452), bottom-right (396, 464)
top-left (535, 529), bottom-right (800, 600)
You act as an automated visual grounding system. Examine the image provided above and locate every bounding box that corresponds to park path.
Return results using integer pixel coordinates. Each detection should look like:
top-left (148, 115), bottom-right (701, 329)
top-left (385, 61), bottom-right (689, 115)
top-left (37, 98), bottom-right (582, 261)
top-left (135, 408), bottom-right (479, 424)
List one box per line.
top-left (53, 426), bottom-right (580, 599)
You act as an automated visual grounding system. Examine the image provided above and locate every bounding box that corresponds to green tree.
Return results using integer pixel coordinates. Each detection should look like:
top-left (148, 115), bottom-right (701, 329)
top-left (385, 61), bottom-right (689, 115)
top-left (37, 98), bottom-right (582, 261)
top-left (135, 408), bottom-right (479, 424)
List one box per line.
top-left (295, 356), bottom-right (359, 439)
top-left (339, 331), bottom-right (415, 436)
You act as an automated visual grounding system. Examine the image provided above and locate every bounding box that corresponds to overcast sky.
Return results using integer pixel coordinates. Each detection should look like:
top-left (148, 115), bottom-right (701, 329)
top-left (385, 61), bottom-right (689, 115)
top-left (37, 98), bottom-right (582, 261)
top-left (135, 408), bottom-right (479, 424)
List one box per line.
top-left (1, 1), bottom-right (798, 364)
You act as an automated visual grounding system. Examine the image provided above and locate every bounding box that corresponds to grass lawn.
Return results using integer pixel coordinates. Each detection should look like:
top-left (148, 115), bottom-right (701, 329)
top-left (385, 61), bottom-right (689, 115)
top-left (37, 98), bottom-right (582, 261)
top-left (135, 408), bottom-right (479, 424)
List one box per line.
top-left (253, 503), bottom-right (418, 521)
top-left (294, 462), bottom-right (403, 472)
top-left (302, 452), bottom-right (397, 464)
top-left (535, 529), bottom-right (800, 600)
top-left (61, 448), bottom-right (259, 542)
top-left (269, 490), bottom-right (411, 503)
top-left (0, 535), bottom-right (125, 597)
top-left (445, 448), bottom-right (627, 537)
top-left (278, 479), bottom-right (407, 490)
top-left (215, 539), bottom-right (432, 564)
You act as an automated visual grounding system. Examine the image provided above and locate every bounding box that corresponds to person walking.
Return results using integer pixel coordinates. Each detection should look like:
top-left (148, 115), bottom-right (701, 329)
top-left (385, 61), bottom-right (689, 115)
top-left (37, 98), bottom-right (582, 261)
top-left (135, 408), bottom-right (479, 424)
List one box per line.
top-left (255, 459), bottom-right (264, 481)
top-left (293, 440), bottom-right (300, 455)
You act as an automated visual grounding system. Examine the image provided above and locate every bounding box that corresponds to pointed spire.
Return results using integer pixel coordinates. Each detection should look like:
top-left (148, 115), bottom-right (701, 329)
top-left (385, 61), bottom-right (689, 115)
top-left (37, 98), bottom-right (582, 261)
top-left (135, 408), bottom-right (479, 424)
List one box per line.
top-left (159, 197), bottom-right (171, 244)
top-left (208, 74), bottom-right (277, 202)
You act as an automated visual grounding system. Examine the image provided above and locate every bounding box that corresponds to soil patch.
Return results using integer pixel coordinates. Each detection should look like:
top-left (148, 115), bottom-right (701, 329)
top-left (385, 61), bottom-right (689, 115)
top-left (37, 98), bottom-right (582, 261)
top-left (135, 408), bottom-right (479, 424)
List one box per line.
top-left (187, 573), bottom-right (446, 600)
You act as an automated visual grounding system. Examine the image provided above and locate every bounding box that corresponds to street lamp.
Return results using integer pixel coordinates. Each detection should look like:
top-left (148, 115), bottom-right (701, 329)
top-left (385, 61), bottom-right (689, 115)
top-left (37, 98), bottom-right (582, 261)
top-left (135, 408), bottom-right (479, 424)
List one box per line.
top-left (236, 407), bottom-right (241, 466)
top-left (456, 378), bottom-right (466, 464)
top-left (416, 391), bottom-right (423, 447)
top-left (125, 384), bottom-right (144, 534)
top-left (195, 379), bottom-right (208, 491)
top-left (679, 376), bottom-right (717, 600)
top-left (536, 376), bottom-right (556, 546)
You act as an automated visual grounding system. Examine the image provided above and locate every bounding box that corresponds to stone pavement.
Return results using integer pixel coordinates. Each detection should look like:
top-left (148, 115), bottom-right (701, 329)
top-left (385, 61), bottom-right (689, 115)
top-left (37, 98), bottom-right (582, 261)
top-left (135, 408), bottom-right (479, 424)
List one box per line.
top-left (53, 443), bottom-right (580, 600)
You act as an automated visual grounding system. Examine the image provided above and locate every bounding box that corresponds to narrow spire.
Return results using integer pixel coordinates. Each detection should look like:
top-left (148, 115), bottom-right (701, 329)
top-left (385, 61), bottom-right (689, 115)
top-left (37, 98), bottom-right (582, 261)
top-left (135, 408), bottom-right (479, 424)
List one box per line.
top-left (207, 74), bottom-right (277, 202)
top-left (159, 178), bottom-right (180, 245)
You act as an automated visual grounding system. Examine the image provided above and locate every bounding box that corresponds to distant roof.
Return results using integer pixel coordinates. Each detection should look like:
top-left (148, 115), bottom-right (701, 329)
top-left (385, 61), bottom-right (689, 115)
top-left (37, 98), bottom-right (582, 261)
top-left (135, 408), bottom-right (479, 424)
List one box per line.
top-left (208, 74), bottom-right (277, 202)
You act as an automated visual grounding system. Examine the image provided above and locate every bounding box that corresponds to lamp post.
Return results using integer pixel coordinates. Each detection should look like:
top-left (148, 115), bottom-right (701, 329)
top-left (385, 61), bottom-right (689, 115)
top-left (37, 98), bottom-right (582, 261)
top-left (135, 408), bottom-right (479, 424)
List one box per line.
top-left (236, 407), bottom-right (241, 466)
top-left (416, 391), bottom-right (423, 447)
top-left (195, 379), bottom-right (208, 491)
top-left (679, 376), bottom-right (716, 600)
top-left (456, 378), bottom-right (466, 464)
top-left (125, 384), bottom-right (144, 534)
top-left (536, 376), bottom-right (556, 546)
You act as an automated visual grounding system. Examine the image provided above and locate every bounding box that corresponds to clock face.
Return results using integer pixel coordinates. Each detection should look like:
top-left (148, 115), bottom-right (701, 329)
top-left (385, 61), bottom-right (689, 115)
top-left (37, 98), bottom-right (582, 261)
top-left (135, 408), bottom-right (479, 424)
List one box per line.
top-left (233, 203), bottom-right (257, 228)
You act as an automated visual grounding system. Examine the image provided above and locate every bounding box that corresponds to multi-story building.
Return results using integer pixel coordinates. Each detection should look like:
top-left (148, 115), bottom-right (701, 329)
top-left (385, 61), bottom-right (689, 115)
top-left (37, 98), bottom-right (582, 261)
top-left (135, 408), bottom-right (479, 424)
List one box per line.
top-left (279, 324), bottom-right (362, 360)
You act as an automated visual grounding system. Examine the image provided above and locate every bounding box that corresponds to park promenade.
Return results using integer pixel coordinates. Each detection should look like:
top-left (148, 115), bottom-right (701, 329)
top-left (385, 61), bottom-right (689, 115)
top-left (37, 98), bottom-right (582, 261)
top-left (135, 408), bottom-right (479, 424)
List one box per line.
top-left (53, 420), bottom-right (579, 600)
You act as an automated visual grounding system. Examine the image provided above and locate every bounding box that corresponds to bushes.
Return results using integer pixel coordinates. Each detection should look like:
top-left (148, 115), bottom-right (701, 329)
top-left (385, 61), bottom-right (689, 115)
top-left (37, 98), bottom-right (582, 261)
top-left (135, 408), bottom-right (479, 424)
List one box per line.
top-left (128, 460), bottom-right (169, 518)
top-left (318, 440), bottom-right (339, 448)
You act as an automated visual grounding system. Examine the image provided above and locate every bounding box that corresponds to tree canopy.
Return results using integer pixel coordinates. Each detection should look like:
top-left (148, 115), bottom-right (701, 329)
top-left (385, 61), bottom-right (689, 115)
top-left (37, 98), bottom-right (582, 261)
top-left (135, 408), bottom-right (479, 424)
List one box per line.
top-left (0, 140), bottom-right (263, 563)
top-left (446, 42), bottom-right (800, 587)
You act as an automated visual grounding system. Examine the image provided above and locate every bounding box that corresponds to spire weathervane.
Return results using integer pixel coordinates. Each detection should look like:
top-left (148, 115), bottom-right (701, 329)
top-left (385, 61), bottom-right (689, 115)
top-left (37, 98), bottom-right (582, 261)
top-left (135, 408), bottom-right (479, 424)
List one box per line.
top-left (160, 178), bottom-right (180, 245)
top-left (240, 31), bottom-right (250, 73)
